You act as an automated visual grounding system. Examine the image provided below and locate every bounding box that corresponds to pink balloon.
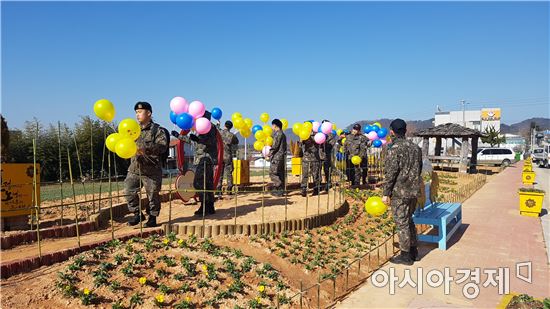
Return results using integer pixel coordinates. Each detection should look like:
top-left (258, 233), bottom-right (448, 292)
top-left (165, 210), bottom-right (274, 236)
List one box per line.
top-left (188, 101), bottom-right (205, 119)
top-left (312, 121), bottom-right (320, 133)
top-left (321, 122), bottom-right (332, 135)
top-left (195, 117), bottom-right (211, 134)
top-left (367, 131), bottom-right (378, 141)
top-left (170, 96), bottom-right (188, 114)
top-left (381, 139), bottom-right (388, 145)
top-left (314, 132), bottom-right (326, 144)
top-left (262, 145), bottom-right (272, 157)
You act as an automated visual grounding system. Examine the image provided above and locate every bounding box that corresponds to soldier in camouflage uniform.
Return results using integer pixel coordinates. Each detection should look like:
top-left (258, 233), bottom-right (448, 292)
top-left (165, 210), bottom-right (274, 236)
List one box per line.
top-left (344, 123), bottom-right (369, 187)
top-left (267, 119), bottom-right (287, 197)
top-left (382, 118), bottom-right (423, 265)
top-left (217, 120), bottom-right (239, 195)
top-left (321, 120), bottom-right (337, 192)
top-left (300, 131), bottom-right (323, 197)
top-left (126, 102), bottom-right (169, 228)
top-left (172, 111), bottom-right (218, 216)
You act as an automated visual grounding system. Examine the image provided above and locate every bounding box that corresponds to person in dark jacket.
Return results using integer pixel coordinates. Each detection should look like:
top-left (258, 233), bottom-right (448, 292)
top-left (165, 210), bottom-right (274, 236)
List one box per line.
top-left (382, 118), bottom-right (423, 265)
top-left (217, 120), bottom-right (239, 195)
top-left (267, 119), bottom-right (287, 197)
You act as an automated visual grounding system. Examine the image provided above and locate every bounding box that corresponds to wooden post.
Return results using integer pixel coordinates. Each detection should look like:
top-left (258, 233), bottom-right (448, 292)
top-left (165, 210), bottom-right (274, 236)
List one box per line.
top-left (459, 137), bottom-right (469, 173)
top-left (470, 136), bottom-right (478, 173)
top-left (422, 137), bottom-right (429, 159)
top-left (435, 137), bottom-right (442, 156)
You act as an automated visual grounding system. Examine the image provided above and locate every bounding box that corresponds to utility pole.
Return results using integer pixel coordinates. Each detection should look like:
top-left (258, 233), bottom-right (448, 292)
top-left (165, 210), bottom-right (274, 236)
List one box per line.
top-left (461, 100), bottom-right (468, 127)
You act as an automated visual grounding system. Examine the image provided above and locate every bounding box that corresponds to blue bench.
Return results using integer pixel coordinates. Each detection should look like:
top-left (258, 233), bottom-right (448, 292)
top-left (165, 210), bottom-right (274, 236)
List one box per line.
top-left (412, 186), bottom-right (462, 250)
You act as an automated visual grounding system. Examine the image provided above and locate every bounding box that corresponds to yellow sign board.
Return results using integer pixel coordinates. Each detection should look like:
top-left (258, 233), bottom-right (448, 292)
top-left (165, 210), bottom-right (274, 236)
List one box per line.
top-left (1, 163), bottom-right (39, 217)
top-left (481, 108), bottom-right (501, 121)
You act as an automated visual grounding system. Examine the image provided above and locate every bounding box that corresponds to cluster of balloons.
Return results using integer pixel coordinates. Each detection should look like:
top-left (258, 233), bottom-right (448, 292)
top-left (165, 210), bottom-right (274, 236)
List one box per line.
top-left (93, 99), bottom-right (141, 159)
top-left (364, 196), bottom-right (388, 216)
top-left (250, 113), bottom-right (289, 157)
top-left (292, 120), bottom-right (337, 144)
top-left (363, 122), bottom-right (389, 148)
top-left (230, 112), bottom-right (254, 138)
top-left (169, 97), bottom-right (218, 135)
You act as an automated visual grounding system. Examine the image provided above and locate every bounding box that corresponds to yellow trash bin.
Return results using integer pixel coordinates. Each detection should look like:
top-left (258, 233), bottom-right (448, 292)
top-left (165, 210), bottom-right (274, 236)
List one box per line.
top-left (291, 157), bottom-right (302, 176)
top-left (518, 189), bottom-right (545, 217)
top-left (522, 171), bottom-right (535, 185)
top-left (232, 159), bottom-right (250, 185)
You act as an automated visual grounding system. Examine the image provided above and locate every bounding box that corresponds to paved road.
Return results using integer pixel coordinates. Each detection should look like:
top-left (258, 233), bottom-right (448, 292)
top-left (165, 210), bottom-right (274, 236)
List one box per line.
top-left (533, 164), bottom-right (550, 264)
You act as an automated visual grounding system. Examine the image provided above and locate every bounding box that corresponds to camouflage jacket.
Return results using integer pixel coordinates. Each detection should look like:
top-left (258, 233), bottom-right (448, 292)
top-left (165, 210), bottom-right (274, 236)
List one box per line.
top-left (320, 133), bottom-right (337, 161)
top-left (221, 129), bottom-right (239, 162)
top-left (382, 136), bottom-right (423, 199)
top-left (178, 126), bottom-right (218, 166)
top-left (269, 130), bottom-right (287, 162)
top-left (300, 136), bottom-right (323, 162)
top-left (128, 121), bottom-right (168, 176)
top-left (344, 133), bottom-right (368, 158)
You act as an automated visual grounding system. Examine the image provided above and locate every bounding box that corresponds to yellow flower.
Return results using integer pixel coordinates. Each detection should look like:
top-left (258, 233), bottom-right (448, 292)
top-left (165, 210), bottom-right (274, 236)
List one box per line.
top-left (178, 239), bottom-right (184, 245)
top-left (139, 277), bottom-right (147, 285)
top-left (163, 238), bottom-right (169, 245)
top-left (258, 285), bottom-right (265, 293)
top-left (185, 296), bottom-right (191, 303)
top-left (188, 233), bottom-right (193, 237)
top-left (201, 264), bottom-right (208, 272)
top-left (155, 294), bottom-right (165, 304)
top-left (256, 296), bottom-right (261, 303)
top-left (83, 288), bottom-right (90, 295)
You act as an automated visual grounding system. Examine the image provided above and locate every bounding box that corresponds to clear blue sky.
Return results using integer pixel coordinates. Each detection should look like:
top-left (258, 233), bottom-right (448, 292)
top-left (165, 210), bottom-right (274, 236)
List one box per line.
top-left (2, 1), bottom-right (548, 130)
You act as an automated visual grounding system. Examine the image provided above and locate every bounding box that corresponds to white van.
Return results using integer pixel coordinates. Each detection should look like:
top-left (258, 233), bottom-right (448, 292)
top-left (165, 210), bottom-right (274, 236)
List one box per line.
top-left (476, 148), bottom-right (515, 166)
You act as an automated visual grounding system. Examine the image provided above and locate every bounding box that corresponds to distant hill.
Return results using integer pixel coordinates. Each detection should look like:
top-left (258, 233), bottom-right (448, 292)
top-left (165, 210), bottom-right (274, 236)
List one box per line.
top-left (345, 117), bottom-right (550, 135)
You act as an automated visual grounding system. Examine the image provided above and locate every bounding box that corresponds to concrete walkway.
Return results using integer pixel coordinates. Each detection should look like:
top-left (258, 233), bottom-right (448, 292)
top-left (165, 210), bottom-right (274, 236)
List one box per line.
top-left (337, 164), bottom-right (550, 308)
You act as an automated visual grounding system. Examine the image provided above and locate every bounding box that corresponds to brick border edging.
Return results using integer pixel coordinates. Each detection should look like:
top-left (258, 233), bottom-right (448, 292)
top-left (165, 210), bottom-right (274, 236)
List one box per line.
top-left (163, 200), bottom-right (350, 237)
top-left (0, 228), bottom-right (164, 280)
top-left (0, 221), bottom-right (97, 250)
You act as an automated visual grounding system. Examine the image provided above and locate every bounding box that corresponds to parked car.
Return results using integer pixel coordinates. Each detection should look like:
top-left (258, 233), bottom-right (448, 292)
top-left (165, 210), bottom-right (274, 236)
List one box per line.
top-left (475, 147), bottom-right (516, 166)
top-left (532, 147), bottom-right (546, 164)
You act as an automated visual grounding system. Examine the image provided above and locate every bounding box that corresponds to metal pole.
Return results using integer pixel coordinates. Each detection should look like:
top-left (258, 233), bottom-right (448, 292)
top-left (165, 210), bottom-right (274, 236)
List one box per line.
top-left (32, 139), bottom-right (42, 258)
top-left (305, 162), bottom-right (310, 222)
top-left (168, 172), bottom-right (173, 225)
top-left (90, 120), bottom-right (95, 214)
top-left (261, 160), bottom-right (265, 235)
top-left (108, 151), bottom-right (114, 240)
top-left (284, 161), bottom-right (288, 231)
top-left (234, 186), bottom-right (238, 229)
top-left (98, 126), bottom-right (107, 212)
top-left (72, 131), bottom-right (90, 221)
top-left (112, 151), bottom-right (121, 204)
top-left (138, 165), bottom-right (143, 237)
top-left (67, 148), bottom-right (81, 248)
top-left (201, 160), bottom-right (206, 238)
top-left (57, 122), bottom-right (65, 225)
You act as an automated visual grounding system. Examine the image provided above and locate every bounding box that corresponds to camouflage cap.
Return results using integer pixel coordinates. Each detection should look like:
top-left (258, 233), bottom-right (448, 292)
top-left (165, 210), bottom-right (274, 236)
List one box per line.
top-left (134, 101), bottom-right (152, 112)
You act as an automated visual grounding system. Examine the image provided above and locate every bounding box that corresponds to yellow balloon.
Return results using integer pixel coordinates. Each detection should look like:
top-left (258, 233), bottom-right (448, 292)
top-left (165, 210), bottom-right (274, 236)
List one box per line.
top-left (281, 119), bottom-right (289, 131)
top-left (232, 112), bottom-right (242, 122)
top-left (265, 136), bottom-right (273, 146)
top-left (336, 129), bottom-right (343, 136)
top-left (93, 99), bottom-right (115, 122)
top-left (292, 123), bottom-right (303, 135)
top-left (299, 128), bottom-right (311, 141)
top-left (365, 196), bottom-right (387, 216)
top-left (118, 118), bottom-right (141, 141)
top-left (302, 122), bottom-right (313, 131)
top-left (262, 125), bottom-right (273, 136)
top-left (351, 155), bottom-right (362, 165)
top-left (332, 123), bottom-right (337, 130)
top-left (234, 118), bottom-right (245, 130)
top-left (342, 137), bottom-right (347, 144)
top-left (240, 128), bottom-right (251, 138)
top-left (244, 118), bottom-right (253, 129)
top-left (373, 122), bottom-right (382, 128)
top-left (115, 137), bottom-right (137, 159)
top-left (253, 140), bottom-right (265, 151)
top-left (105, 133), bottom-right (121, 152)
top-left (254, 130), bottom-right (266, 141)
top-left (260, 112), bottom-right (270, 123)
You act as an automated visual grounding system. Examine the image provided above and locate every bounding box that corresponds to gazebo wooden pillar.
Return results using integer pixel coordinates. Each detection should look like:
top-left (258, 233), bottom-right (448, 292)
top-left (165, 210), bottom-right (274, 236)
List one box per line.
top-left (470, 136), bottom-right (479, 173)
top-left (435, 137), bottom-right (442, 156)
top-left (422, 137), bottom-right (429, 158)
top-left (459, 137), bottom-right (469, 173)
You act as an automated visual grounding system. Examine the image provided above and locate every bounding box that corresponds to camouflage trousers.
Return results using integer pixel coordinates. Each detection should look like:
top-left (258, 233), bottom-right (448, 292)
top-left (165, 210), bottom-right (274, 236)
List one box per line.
top-left (269, 160), bottom-right (286, 189)
top-left (217, 159), bottom-right (234, 191)
top-left (301, 161), bottom-right (321, 190)
top-left (125, 172), bottom-right (162, 217)
top-left (194, 158), bottom-right (215, 211)
top-left (391, 197), bottom-right (418, 251)
top-left (322, 159), bottom-right (332, 187)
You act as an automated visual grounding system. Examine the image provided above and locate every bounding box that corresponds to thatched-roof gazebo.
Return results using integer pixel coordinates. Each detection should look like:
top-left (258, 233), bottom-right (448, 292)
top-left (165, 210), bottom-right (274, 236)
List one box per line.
top-left (415, 123), bottom-right (485, 173)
